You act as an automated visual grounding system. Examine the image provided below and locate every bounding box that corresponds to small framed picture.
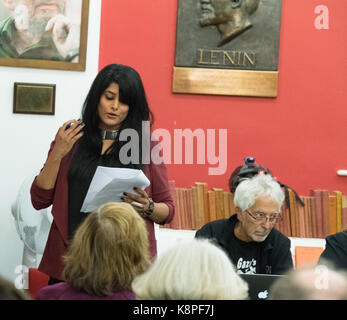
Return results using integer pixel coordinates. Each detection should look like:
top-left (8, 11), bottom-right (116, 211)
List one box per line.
top-left (13, 82), bottom-right (56, 115)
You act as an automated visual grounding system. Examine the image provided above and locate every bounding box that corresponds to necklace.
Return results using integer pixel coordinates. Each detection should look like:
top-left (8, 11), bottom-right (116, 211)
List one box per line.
top-left (100, 129), bottom-right (119, 140)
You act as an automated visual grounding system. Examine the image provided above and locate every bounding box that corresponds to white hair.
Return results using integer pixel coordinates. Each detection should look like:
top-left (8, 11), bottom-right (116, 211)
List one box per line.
top-left (132, 238), bottom-right (249, 300)
top-left (234, 172), bottom-right (284, 211)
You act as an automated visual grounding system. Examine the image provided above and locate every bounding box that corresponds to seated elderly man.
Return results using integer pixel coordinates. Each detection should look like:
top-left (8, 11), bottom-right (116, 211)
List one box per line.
top-left (196, 171), bottom-right (293, 275)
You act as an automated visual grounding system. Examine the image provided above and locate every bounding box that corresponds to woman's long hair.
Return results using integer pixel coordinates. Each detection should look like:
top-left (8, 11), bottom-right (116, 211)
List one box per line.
top-left (69, 64), bottom-right (154, 178)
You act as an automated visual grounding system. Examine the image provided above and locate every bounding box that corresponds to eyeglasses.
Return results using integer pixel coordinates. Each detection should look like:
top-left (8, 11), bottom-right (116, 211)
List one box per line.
top-left (245, 210), bottom-right (282, 224)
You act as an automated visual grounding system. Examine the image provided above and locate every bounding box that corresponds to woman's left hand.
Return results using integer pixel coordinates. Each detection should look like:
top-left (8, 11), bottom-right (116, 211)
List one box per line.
top-left (122, 187), bottom-right (150, 216)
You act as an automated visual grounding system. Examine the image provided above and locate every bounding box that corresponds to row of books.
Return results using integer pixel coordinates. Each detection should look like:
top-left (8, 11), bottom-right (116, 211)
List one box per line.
top-left (163, 181), bottom-right (347, 239)
top-left (282, 189), bottom-right (347, 238)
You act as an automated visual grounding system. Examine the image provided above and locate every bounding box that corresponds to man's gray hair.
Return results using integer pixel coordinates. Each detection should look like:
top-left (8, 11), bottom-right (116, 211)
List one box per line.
top-left (233, 171), bottom-right (284, 211)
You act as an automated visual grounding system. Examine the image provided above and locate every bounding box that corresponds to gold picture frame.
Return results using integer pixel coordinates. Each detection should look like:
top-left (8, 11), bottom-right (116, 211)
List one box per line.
top-left (0, 0), bottom-right (89, 71)
top-left (13, 82), bottom-right (56, 115)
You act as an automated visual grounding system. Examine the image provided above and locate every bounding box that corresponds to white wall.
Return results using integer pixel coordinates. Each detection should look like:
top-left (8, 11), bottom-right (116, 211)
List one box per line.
top-left (0, 0), bottom-right (102, 282)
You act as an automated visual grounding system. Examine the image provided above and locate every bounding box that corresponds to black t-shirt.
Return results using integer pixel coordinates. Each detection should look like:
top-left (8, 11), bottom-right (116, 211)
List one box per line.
top-left (230, 230), bottom-right (263, 274)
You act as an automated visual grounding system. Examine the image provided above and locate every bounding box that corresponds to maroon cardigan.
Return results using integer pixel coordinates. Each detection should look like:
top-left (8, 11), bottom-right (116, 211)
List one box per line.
top-left (36, 282), bottom-right (136, 300)
top-left (30, 140), bottom-right (174, 280)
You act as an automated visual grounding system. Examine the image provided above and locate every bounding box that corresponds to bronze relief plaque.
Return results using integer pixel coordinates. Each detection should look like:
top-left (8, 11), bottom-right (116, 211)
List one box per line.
top-left (173, 0), bottom-right (282, 97)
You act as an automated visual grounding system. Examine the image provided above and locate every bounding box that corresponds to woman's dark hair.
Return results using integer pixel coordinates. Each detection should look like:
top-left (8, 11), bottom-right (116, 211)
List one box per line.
top-left (228, 157), bottom-right (272, 193)
top-left (69, 64), bottom-right (153, 178)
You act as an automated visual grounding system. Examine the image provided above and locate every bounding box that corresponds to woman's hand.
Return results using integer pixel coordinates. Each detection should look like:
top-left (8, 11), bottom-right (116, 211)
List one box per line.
top-left (35, 120), bottom-right (84, 190)
top-left (122, 187), bottom-right (151, 216)
top-left (122, 187), bottom-right (170, 223)
top-left (45, 14), bottom-right (80, 61)
top-left (51, 120), bottom-right (84, 159)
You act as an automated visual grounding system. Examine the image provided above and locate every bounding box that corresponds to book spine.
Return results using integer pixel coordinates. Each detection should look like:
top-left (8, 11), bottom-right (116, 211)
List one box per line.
top-left (208, 191), bottom-right (216, 222)
top-left (229, 192), bottom-right (235, 216)
top-left (186, 189), bottom-right (192, 230)
top-left (223, 192), bottom-right (230, 219)
top-left (288, 189), bottom-right (297, 237)
top-left (334, 191), bottom-right (342, 232)
top-left (328, 195), bottom-right (337, 235)
top-left (341, 195), bottom-right (347, 231)
top-left (191, 186), bottom-right (198, 230)
top-left (297, 199), bottom-right (306, 238)
top-left (195, 183), bottom-right (205, 229)
top-left (310, 190), bottom-right (322, 238)
top-left (321, 190), bottom-right (329, 237)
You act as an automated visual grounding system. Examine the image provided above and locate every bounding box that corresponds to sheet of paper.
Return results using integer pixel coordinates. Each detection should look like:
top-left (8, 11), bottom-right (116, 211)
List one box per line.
top-left (80, 166), bottom-right (150, 213)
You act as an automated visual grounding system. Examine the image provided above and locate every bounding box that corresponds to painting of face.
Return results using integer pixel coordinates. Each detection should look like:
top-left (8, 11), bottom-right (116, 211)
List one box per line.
top-left (0, 0), bottom-right (88, 70)
top-left (97, 82), bottom-right (129, 131)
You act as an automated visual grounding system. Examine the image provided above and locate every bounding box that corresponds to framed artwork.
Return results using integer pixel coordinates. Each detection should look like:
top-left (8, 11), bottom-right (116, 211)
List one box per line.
top-left (173, 0), bottom-right (282, 97)
top-left (13, 82), bottom-right (56, 115)
top-left (0, 0), bottom-right (89, 71)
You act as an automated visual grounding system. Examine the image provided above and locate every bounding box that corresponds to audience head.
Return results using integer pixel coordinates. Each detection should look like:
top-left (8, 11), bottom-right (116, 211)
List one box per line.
top-left (229, 157), bottom-right (273, 193)
top-left (0, 275), bottom-right (30, 300)
top-left (63, 202), bottom-right (150, 297)
top-left (132, 238), bottom-right (249, 300)
top-left (269, 263), bottom-right (347, 300)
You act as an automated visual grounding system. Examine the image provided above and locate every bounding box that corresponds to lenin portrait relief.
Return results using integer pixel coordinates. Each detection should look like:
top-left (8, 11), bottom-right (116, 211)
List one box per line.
top-left (175, 0), bottom-right (282, 72)
top-left (199, 0), bottom-right (260, 47)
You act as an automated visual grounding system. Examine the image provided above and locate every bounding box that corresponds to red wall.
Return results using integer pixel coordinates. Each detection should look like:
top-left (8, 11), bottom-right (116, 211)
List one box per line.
top-left (99, 0), bottom-right (347, 195)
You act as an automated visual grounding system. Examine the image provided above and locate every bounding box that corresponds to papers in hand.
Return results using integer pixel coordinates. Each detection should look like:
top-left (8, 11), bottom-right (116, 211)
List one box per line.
top-left (80, 166), bottom-right (150, 213)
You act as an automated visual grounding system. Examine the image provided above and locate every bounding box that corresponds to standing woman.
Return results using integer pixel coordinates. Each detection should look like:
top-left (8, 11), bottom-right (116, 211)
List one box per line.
top-left (31, 64), bottom-right (174, 283)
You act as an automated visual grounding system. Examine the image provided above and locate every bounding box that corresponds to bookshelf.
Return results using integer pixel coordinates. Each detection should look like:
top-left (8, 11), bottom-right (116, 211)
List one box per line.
top-left (165, 181), bottom-right (347, 239)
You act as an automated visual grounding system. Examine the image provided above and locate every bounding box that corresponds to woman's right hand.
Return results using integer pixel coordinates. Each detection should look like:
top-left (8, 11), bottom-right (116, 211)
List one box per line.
top-left (51, 119), bottom-right (85, 159)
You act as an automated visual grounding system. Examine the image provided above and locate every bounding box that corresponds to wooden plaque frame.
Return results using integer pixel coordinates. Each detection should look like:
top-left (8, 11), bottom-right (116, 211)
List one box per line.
top-left (173, 67), bottom-right (278, 98)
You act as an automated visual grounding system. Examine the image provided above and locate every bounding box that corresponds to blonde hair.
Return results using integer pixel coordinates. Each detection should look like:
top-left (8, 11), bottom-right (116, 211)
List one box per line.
top-left (63, 202), bottom-right (150, 296)
top-left (132, 238), bottom-right (249, 300)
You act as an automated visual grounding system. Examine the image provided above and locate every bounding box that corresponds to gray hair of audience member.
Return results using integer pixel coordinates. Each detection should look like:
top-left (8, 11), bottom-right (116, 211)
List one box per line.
top-left (132, 238), bottom-right (249, 300)
top-left (269, 262), bottom-right (347, 300)
top-left (234, 172), bottom-right (284, 212)
top-left (0, 276), bottom-right (31, 300)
